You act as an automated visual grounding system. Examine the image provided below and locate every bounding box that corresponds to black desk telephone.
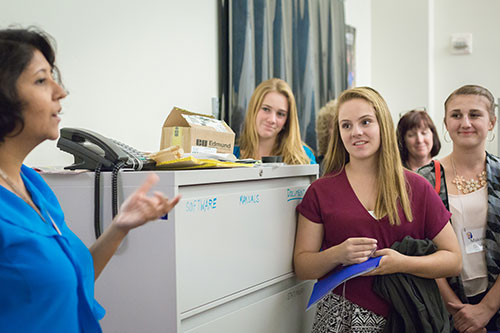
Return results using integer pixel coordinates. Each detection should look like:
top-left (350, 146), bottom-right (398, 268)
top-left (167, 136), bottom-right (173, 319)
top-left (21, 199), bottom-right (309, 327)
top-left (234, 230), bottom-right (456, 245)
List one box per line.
top-left (57, 127), bottom-right (155, 171)
top-left (57, 127), bottom-right (157, 239)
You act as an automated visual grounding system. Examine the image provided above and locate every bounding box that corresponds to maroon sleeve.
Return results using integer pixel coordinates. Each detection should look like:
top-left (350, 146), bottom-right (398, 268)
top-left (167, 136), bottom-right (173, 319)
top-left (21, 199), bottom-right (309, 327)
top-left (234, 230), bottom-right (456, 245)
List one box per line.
top-left (296, 182), bottom-right (323, 224)
top-left (418, 175), bottom-right (452, 240)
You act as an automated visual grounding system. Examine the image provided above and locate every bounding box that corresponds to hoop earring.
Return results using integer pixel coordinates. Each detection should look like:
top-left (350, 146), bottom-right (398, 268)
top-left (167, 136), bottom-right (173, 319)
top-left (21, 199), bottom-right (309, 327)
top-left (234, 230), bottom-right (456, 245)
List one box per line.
top-left (488, 131), bottom-right (496, 142)
top-left (443, 131), bottom-right (451, 143)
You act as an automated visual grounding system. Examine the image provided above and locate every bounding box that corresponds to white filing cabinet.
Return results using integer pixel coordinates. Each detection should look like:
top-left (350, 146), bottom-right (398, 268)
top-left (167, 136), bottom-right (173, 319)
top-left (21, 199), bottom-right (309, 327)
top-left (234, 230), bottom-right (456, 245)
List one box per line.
top-left (42, 164), bottom-right (318, 332)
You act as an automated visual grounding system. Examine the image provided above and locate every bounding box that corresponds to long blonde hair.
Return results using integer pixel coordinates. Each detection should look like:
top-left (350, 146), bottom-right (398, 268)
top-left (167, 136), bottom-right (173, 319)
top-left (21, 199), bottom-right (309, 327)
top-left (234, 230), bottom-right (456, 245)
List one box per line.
top-left (322, 87), bottom-right (413, 225)
top-left (238, 78), bottom-right (310, 164)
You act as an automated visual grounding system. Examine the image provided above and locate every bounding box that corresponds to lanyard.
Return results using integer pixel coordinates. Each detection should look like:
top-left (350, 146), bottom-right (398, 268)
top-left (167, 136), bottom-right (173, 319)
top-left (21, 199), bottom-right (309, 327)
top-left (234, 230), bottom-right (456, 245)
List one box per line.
top-left (0, 168), bottom-right (62, 235)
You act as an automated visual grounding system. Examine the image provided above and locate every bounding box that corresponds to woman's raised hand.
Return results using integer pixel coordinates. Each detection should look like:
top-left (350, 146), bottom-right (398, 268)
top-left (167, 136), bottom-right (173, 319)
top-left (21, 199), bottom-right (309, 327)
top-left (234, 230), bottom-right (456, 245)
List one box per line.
top-left (113, 173), bottom-right (181, 232)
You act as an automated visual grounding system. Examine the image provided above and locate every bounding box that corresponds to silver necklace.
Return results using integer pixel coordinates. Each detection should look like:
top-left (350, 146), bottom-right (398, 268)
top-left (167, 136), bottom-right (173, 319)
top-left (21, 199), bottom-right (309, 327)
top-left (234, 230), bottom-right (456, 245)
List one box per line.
top-left (0, 167), bottom-right (62, 235)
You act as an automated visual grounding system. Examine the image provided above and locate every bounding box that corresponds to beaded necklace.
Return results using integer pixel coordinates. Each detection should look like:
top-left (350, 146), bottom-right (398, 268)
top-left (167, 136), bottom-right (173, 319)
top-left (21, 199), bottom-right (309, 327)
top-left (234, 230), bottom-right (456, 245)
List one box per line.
top-left (451, 157), bottom-right (487, 194)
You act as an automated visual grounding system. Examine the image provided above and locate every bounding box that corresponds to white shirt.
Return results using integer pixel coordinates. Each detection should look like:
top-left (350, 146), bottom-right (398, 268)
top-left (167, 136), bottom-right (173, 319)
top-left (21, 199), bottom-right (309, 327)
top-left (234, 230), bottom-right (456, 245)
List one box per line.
top-left (449, 186), bottom-right (488, 297)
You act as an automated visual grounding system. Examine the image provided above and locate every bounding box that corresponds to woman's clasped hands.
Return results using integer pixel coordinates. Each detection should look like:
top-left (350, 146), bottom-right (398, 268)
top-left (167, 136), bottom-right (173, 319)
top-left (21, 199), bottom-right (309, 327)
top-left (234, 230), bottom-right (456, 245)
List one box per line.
top-left (336, 237), bottom-right (406, 276)
top-left (449, 302), bottom-right (491, 333)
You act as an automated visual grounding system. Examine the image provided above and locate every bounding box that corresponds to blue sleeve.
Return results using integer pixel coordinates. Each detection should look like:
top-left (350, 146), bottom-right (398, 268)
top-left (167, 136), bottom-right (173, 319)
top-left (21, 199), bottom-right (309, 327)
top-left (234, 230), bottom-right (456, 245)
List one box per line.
top-left (303, 145), bottom-right (317, 164)
top-left (233, 146), bottom-right (240, 158)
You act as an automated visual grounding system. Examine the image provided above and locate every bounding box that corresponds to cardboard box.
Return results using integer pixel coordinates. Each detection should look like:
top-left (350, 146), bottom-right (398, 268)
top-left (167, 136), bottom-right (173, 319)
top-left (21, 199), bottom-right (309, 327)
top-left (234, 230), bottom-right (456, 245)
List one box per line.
top-left (160, 107), bottom-right (235, 154)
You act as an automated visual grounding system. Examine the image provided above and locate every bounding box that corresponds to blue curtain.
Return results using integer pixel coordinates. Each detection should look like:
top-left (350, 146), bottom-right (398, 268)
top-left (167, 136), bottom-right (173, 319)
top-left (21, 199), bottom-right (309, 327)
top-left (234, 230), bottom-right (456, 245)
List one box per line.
top-left (220, 0), bottom-right (347, 152)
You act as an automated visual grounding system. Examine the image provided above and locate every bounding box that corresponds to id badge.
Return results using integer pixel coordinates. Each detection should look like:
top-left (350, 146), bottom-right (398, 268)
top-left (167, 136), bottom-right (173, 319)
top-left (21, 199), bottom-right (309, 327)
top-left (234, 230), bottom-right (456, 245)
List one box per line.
top-left (461, 227), bottom-right (485, 254)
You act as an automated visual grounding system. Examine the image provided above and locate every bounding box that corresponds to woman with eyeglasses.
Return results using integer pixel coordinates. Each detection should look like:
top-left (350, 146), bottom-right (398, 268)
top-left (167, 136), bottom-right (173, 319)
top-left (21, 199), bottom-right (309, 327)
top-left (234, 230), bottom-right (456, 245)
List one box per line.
top-left (396, 109), bottom-right (441, 171)
top-left (419, 85), bottom-right (500, 333)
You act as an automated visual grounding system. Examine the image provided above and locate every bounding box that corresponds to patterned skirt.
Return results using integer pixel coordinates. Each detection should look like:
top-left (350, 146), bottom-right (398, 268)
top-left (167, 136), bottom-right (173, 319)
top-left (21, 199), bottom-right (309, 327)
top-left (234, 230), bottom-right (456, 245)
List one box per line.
top-left (312, 292), bottom-right (386, 333)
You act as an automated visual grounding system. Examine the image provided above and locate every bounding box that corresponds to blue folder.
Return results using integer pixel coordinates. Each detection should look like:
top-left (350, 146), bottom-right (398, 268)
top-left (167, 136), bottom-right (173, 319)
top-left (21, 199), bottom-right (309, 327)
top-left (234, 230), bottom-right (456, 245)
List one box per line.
top-left (306, 256), bottom-right (382, 310)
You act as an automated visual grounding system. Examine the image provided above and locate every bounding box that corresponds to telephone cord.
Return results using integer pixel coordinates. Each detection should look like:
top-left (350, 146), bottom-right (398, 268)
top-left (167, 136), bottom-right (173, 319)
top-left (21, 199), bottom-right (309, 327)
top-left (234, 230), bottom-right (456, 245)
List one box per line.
top-left (94, 164), bottom-right (102, 239)
top-left (112, 161), bottom-right (125, 219)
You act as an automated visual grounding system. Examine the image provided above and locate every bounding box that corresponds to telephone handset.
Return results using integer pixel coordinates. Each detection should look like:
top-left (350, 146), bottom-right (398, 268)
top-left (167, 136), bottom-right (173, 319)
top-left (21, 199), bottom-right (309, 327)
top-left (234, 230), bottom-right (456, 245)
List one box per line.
top-left (57, 127), bottom-right (156, 171)
top-left (57, 127), bottom-right (157, 239)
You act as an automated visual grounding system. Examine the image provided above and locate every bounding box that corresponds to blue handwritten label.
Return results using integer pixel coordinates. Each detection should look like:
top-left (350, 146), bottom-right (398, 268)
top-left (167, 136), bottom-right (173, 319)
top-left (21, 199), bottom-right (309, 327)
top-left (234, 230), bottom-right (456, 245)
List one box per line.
top-left (239, 194), bottom-right (260, 205)
top-left (185, 197), bottom-right (217, 213)
top-left (287, 188), bottom-right (306, 201)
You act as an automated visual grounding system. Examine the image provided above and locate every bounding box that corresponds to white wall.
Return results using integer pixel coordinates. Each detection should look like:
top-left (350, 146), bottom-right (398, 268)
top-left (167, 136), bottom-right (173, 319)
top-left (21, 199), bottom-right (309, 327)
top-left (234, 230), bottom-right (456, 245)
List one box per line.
top-left (1, 0), bottom-right (219, 167)
top-left (345, 0), bottom-right (431, 118)
top-left (346, 0), bottom-right (500, 157)
top-left (371, 0), bottom-right (430, 120)
top-left (344, 0), bottom-right (371, 87)
top-left (433, 0), bottom-right (500, 155)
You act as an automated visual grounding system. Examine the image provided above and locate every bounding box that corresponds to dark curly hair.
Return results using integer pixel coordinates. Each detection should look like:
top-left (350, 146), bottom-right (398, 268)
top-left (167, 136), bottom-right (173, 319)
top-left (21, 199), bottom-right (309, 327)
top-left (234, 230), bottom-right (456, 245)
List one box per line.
top-left (396, 110), bottom-right (441, 167)
top-left (0, 27), bottom-right (60, 142)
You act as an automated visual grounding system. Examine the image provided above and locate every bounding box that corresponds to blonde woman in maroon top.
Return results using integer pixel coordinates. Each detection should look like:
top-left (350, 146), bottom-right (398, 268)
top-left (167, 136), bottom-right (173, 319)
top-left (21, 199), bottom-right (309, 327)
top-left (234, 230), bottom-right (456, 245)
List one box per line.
top-left (294, 87), bottom-right (461, 332)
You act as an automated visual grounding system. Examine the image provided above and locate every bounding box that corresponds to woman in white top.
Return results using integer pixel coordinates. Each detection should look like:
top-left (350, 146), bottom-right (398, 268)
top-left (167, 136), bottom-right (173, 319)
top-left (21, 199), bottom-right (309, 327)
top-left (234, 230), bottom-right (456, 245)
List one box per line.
top-left (419, 84), bottom-right (500, 333)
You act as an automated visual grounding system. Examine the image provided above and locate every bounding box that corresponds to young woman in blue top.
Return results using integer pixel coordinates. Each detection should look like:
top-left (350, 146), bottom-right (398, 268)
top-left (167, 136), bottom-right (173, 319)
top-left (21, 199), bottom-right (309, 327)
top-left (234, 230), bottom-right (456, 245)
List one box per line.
top-left (0, 28), bottom-right (180, 332)
top-left (234, 78), bottom-right (316, 164)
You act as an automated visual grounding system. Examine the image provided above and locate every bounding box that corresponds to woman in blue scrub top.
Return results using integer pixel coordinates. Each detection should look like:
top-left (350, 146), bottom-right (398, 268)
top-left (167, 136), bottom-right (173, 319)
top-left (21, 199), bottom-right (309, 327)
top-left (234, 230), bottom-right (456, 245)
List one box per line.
top-left (234, 78), bottom-right (316, 164)
top-left (0, 28), bottom-right (180, 332)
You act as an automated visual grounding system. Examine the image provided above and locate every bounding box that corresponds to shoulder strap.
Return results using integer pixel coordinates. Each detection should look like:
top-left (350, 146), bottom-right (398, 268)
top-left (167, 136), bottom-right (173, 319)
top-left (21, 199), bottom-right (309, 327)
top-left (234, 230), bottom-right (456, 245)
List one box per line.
top-left (434, 160), bottom-right (441, 194)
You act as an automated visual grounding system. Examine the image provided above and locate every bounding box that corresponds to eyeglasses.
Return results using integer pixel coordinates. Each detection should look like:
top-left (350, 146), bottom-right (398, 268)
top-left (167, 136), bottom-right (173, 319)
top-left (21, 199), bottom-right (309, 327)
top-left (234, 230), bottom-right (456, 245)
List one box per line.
top-left (399, 107), bottom-right (427, 119)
